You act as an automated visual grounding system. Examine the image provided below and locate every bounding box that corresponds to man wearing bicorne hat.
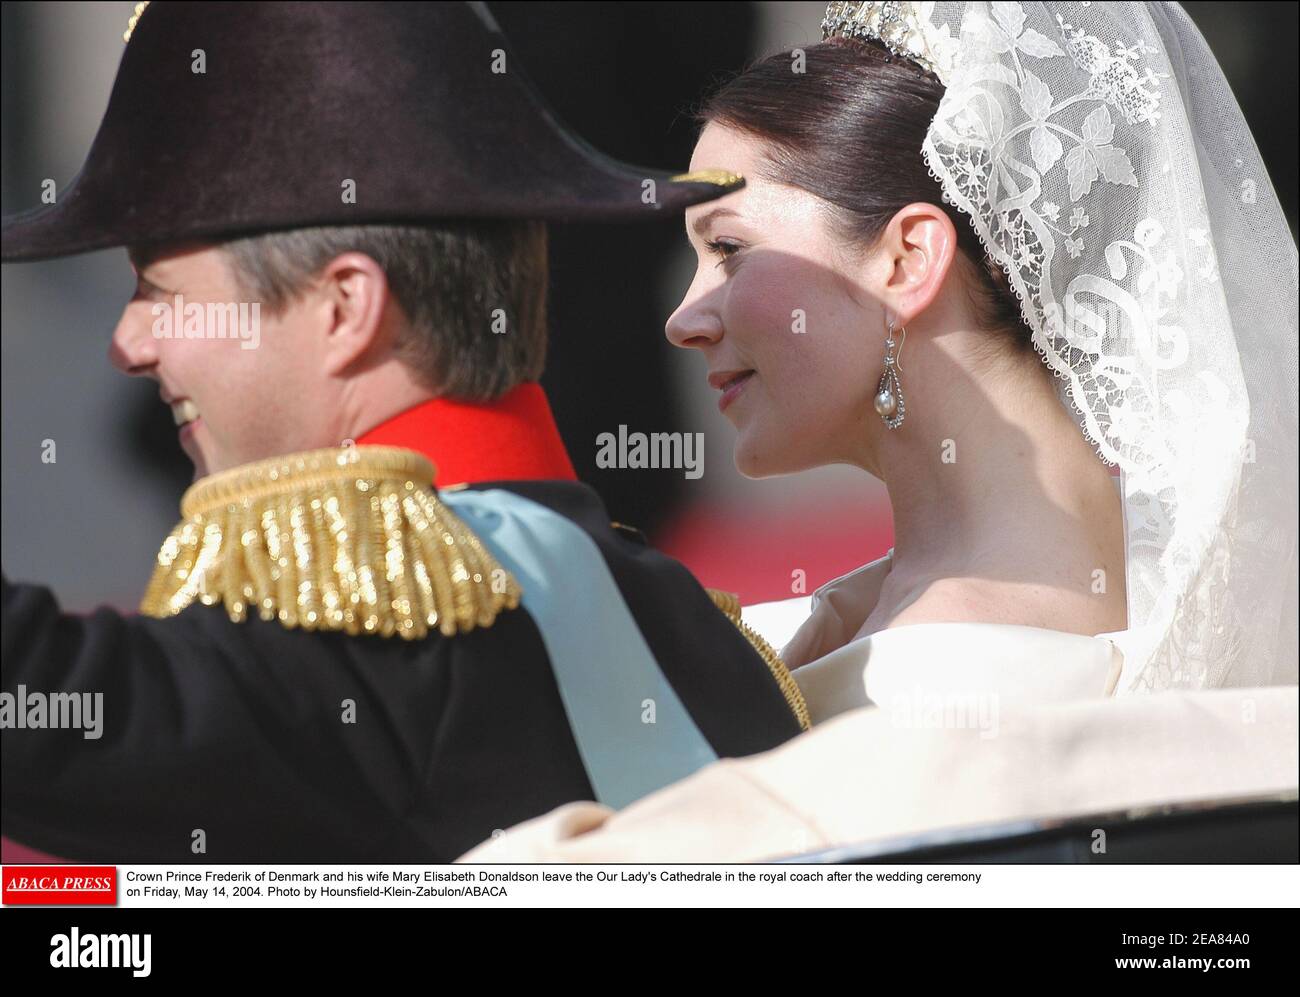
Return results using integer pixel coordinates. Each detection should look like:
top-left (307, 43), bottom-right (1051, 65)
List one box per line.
top-left (0, 1), bottom-right (807, 863)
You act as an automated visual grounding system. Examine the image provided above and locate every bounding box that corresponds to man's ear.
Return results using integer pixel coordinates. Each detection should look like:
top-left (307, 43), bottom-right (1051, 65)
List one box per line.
top-left (316, 252), bottom-right (392, 377)
top-left (874, 202), bottom-right (958, 326)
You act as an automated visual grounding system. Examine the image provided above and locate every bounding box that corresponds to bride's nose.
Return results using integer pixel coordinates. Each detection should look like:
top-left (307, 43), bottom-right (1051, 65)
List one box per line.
top-left (665, 291), bottom-right (724, 351)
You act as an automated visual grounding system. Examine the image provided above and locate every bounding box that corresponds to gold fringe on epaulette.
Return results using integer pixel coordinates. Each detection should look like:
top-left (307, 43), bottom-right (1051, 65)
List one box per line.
top-left (707, 589), bottom-right (812, 732)
top-left (140, 445), bottom-right (521, 639)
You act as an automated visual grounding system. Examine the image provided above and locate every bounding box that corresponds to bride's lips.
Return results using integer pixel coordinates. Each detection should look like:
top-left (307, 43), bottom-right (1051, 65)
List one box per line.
top-left (708, 369), bottom-right (755, 412)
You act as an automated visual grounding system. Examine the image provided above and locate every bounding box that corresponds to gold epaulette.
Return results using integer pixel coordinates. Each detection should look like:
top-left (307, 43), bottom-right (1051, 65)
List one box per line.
top-left (140, 446), bottom-right (521, 639)
top-left (707, 589), bottom-right (811, 731)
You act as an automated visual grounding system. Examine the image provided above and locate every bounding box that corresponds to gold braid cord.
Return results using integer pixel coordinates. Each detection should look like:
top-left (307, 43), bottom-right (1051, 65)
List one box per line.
top-left (707, 589), bottom-right (811, 732)
top-left (140, 446), bottom-right (521, 639)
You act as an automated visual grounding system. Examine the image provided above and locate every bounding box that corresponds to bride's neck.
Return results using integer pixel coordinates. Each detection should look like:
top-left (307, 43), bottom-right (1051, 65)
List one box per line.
top-left (867, 343), bottom-right (1123, 587)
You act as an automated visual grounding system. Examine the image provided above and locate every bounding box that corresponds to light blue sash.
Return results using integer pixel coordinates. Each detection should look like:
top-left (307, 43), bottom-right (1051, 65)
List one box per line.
top-left (441, 488), bottom-right (718, 809)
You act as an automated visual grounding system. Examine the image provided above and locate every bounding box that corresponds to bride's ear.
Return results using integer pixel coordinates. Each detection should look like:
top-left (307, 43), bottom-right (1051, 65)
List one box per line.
top-left (875, 202), bottom-right (958, 324)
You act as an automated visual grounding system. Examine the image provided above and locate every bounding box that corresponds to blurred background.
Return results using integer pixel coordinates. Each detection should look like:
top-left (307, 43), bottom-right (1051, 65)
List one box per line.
top-left (3, 1), bottom-right (1298, 614)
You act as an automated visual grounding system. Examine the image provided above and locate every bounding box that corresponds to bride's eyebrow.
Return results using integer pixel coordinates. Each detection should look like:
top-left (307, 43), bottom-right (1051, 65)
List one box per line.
top-left (691, 207), bottom-right (741, 237)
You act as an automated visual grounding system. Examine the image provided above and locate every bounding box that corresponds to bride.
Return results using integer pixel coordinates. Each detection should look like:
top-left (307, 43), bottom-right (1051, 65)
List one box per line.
top-left (461, 0), bottom-right (1298, 860)
top-left (667, 19), bottom-right (1133, 721)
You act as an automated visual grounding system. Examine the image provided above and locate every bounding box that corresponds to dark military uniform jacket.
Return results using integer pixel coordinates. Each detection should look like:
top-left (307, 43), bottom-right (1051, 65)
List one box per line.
top-left (1, 390), bottom-right (806, 863)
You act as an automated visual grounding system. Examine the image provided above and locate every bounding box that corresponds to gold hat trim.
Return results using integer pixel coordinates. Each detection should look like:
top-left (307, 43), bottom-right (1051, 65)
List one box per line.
top-left (140, 445), bottom-right (521, 639)
top-left (670, 169), bottom-right (745, 189)
top-left (123, 1), bottom-right (150, 43)
top-left (707, 589), bottom-right (811, 731)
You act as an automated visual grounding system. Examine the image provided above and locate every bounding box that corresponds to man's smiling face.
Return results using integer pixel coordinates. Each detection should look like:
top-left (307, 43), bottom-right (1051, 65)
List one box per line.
top-left (110, 243), bottom-right (327, 479)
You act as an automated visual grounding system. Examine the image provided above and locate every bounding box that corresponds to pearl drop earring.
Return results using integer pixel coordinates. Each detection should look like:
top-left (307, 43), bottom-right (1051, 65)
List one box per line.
top-left (874, 318), bottom-right (907, 429)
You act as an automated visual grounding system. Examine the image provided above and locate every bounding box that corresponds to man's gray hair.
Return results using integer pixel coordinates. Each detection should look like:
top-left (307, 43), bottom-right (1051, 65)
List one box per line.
top-left (220, 221), bottom-right (548, 400)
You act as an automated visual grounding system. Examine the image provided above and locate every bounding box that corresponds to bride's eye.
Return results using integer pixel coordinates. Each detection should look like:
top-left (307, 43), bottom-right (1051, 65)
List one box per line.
top-left (705, 239), bottom-right (743, 266)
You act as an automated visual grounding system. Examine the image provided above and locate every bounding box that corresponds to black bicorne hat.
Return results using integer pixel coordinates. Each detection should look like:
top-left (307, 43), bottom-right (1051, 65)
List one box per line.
top-left (1, 1), bottom-right (743, 262)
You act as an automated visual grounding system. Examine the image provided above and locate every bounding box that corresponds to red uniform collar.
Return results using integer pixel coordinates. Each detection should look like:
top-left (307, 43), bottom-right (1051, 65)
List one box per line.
top-left (355, 382), bottom-right (577, 487)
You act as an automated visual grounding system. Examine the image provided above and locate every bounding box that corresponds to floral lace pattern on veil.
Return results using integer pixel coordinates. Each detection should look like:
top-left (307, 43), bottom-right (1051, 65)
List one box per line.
top-left (904, 2), bottom-right (1297, 691)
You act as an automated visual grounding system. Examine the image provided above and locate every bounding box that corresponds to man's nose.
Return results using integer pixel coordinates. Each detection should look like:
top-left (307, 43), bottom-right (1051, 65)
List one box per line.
top-left (108, 302), bottom-right (160, 376)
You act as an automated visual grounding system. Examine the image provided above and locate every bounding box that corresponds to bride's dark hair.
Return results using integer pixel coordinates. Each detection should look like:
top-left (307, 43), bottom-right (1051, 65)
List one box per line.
top-left (699, 38), bottom-right (1034, 358)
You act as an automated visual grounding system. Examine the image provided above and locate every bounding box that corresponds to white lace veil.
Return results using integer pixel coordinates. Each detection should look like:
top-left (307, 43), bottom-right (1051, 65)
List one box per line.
top-left (823, 2), bottom-right (1298, 692)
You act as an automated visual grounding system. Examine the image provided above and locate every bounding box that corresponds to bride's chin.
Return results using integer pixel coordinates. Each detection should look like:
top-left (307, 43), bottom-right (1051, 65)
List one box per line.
top-left (733, 433), bottom-right (794, 480)
top-left (731, 434), bottom-right (762, 478)
top-left (734, 425), bottom-right (839, 478)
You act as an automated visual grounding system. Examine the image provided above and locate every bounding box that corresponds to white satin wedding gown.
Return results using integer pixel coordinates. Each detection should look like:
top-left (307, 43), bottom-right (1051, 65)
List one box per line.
top-left (747, 544), bottom-right (1129, 728)
top-left (458, 529), bottom-right (1296, 862)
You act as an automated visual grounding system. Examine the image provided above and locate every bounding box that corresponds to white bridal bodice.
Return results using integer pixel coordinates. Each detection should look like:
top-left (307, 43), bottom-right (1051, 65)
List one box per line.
top-left (747, 547), bottom-right (1130, 726)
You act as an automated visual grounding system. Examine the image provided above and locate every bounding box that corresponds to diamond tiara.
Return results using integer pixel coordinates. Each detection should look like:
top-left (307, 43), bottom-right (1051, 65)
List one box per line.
top-left (821, 2), bottom-right (958, 86)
